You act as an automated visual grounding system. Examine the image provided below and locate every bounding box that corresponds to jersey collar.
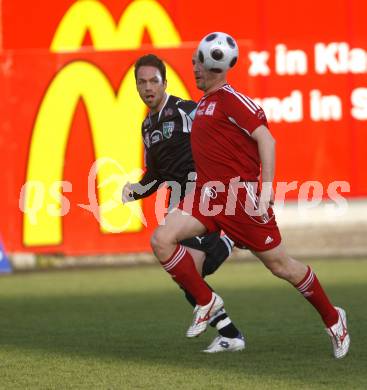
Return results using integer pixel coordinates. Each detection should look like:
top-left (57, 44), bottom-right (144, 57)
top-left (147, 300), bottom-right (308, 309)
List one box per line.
top-left (202, 83), bottom-right (228, 99)
top-left (158, 93), bottom-right (170, 122)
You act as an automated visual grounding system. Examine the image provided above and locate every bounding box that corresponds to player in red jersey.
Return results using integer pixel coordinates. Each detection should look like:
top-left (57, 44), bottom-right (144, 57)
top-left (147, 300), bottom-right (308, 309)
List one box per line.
top-left (150, 34), bottom-right (350, 358)
top-left (123, 54), bottom-right (244, 352)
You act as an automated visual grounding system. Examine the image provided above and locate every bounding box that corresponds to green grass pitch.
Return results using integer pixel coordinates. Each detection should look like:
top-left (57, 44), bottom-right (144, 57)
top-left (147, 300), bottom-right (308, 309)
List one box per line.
top-left (0, 259), bottom-right (366, 389)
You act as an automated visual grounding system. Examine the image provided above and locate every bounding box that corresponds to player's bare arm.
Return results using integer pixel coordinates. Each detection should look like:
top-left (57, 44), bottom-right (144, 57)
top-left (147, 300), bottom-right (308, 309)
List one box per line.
top-left (251, 124), bottom-right (275, 215)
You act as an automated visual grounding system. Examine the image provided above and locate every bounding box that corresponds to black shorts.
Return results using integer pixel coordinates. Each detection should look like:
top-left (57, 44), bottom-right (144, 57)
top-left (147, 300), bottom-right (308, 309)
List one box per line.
top-left (180, 232), bottom-right (221, 254)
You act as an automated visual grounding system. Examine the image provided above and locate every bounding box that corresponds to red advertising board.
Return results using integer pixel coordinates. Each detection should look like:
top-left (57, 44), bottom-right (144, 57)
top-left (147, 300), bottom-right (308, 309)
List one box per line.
top-left (1, 0), bottom-right (366, 254)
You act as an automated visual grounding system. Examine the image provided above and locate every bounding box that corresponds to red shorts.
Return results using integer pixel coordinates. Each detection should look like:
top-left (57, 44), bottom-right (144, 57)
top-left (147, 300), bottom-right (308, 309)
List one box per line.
top-left (178, 182), bottom-right (282, 252)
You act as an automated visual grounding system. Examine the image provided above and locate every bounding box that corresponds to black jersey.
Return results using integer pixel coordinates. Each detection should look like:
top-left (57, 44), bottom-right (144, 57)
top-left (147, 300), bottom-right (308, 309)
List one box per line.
top-left (131, 94), bottom-right (197, 200)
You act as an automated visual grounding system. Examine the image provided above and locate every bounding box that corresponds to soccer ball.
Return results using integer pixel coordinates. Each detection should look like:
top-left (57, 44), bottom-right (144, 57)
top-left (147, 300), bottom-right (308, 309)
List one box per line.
top-left (197, 32), bottom-right (239, 73)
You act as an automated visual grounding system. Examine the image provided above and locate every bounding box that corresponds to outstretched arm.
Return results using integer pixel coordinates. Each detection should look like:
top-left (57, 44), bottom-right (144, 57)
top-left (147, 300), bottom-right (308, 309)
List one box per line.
top-left (122, 174), bottom-right (160, 203)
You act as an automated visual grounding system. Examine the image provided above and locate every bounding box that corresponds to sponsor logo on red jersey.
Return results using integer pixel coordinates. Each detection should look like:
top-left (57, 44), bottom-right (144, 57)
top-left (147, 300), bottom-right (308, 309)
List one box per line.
top-left (205, 102), bottom-right (217, 116)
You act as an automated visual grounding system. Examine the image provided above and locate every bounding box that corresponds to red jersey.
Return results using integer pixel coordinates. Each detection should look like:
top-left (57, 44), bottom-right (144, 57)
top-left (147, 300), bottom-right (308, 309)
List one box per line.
top-left (191, 84), bottom-right (268, 186)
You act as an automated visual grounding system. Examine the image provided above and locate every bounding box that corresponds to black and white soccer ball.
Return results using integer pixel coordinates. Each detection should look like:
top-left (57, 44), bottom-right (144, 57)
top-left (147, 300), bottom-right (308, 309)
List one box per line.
top-left (197, 32), bottom-right (239, 73)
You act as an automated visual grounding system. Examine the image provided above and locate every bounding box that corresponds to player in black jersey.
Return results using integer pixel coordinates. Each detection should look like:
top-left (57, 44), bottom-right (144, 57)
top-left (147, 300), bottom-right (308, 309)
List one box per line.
top-left (122, 54), bottom-right (244, 353)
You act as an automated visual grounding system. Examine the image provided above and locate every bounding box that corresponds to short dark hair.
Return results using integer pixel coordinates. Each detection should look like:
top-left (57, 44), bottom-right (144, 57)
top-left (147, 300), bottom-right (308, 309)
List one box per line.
top-left (134, 54), bottom-right (166, 82)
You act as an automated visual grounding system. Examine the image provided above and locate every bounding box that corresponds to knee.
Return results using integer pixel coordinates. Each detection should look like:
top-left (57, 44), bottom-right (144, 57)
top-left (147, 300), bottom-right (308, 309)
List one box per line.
top-left (150, 227), bottom-right (176, 256)
top-left (150, 228), bottom-right (166, 252)
top-left (202, 254), bottom-right (220, 277)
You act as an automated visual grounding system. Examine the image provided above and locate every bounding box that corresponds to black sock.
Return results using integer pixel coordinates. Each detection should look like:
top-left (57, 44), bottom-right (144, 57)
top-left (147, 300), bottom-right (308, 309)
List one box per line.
top-left (218, 322), bottom-right (241, 338)
top-left (210, 312), bottom-right (241, 338)
top-left (182, 281), bottom-right (213, 308)
top-left (184, 289), bottom-right (196, 307)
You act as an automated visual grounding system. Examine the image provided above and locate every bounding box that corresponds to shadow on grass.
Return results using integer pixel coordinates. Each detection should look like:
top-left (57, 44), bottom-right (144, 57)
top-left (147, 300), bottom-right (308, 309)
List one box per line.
top-left (0, 282), bottom-right (366, 388)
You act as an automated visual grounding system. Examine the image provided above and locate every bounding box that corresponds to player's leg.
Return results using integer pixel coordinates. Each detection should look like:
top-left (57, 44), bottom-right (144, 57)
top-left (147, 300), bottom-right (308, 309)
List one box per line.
top-left (179, 235), bottom-right (244, 352)
top-left (179, 235), bottom-right (227, 309)
top-left (181, 233), bottom-right (235, 277)
top-left (253, 243), bottom-right (350, 359)
top-left (179, 245), bottom-right (211, 307)
top-left (151, 208), bottom-right (208, 302)
top-left (218, 181), bottom-right (350, 358)
top-left (253, 243), bottom-right (337, 322)
top-left (202, 234), bottom-right (236, 277)
top-left (151, 208), bottom-right (224, 337)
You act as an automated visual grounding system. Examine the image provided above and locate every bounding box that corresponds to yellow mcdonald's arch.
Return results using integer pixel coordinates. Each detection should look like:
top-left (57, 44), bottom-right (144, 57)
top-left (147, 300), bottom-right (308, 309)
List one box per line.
top-left (24, 62), bottom-right (190, 246)
top-left (51, 0), bottom-right (181, 51)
